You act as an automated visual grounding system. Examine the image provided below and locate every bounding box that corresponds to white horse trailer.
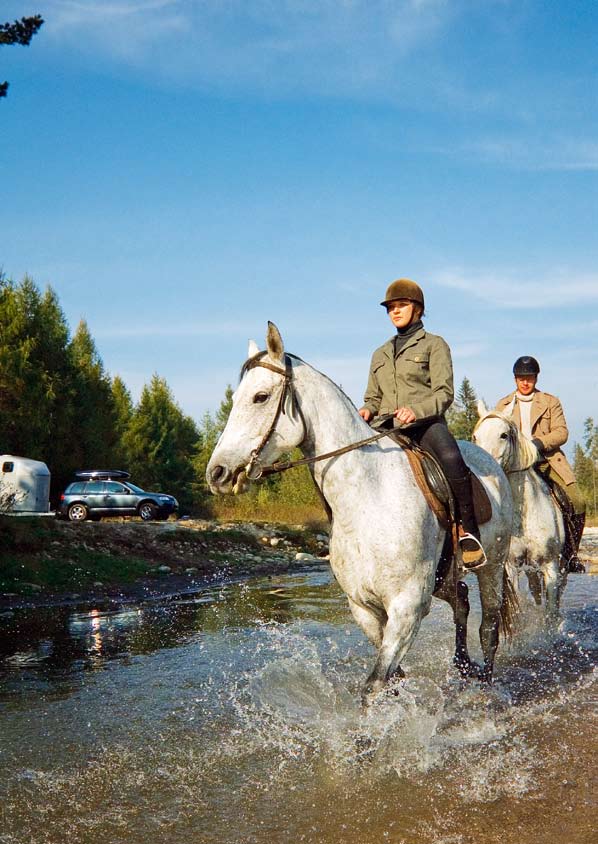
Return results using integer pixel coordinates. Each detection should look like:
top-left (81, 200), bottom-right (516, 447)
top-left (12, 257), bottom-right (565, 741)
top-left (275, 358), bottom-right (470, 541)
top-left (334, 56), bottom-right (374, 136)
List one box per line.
top-left (0, 455), bottom-right (51, 514)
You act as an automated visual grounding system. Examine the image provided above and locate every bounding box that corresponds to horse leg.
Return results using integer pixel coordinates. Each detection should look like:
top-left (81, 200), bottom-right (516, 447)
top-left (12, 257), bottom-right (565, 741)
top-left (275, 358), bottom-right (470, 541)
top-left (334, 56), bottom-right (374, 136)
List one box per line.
top-left (475, 567), bottom-right (503, 683)
top-left (360, 592), bottom-right (425, 705)
top-left (436, 577), bottom-right (479, 678)
top-left (347, 597), bottom-right (384, 649)
top-left (525, 569), bottom-right (543, 605)
top-left (542, 561), bottom-right (563, 625)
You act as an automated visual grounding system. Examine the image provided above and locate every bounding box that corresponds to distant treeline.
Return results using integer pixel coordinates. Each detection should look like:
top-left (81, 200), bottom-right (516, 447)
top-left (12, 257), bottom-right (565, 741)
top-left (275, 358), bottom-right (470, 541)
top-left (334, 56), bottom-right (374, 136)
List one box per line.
top-left (1, 274), bottom-right (596, 518)
top-left (0, 275), bottom-right (202, 510)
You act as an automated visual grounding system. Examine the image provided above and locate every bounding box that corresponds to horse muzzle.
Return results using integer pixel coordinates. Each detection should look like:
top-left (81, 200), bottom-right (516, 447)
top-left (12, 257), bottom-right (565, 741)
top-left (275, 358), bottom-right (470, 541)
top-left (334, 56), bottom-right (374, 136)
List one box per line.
top-left (207, 463), bottom-right (250, 496)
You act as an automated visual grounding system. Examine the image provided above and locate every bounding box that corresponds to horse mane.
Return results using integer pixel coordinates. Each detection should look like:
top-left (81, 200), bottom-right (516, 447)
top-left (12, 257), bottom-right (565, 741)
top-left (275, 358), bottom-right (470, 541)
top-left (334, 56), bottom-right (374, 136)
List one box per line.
top-left (474, 409), bottom-right (540, 472)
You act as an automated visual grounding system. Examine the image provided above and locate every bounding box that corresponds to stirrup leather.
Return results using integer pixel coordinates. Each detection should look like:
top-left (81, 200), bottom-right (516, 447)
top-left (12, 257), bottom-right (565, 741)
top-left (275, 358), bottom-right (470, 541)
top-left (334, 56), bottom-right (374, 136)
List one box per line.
top-left (458, 530), bottom-right (487, 570)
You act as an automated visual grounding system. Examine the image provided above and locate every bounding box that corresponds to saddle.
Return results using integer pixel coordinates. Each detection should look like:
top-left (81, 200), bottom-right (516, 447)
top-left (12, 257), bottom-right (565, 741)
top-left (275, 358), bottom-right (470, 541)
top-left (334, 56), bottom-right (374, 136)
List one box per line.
top-left (391, 432), bottom-right (493, 531)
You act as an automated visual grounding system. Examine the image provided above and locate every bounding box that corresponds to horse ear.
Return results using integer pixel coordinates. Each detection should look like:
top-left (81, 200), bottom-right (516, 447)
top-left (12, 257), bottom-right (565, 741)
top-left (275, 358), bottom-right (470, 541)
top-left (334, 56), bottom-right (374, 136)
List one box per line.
top-left (247, 339), bottom-right (260, 359)
top-left (477, 399), bottom-right (489, 418)
top-left (266, 321), bottom-right (285, 363)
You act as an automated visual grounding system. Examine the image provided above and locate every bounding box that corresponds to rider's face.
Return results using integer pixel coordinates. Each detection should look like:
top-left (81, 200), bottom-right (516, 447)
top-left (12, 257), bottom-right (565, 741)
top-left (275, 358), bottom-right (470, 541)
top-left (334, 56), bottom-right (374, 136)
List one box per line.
top-left (386, 299), bottom-right (416, 329)
top-left (515, 374), bottom-right (537, 396)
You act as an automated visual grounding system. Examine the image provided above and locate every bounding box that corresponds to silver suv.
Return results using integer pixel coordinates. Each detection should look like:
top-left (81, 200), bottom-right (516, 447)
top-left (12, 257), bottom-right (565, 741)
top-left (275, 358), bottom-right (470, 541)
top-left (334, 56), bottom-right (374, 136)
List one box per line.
top-left (58, 470), bottom-right (178, 522)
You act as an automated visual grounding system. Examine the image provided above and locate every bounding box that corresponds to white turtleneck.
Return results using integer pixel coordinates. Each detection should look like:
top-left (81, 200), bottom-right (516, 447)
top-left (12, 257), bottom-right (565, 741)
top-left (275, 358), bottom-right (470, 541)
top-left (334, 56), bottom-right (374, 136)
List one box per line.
top-left (516, 391), bottom-right (534, 439)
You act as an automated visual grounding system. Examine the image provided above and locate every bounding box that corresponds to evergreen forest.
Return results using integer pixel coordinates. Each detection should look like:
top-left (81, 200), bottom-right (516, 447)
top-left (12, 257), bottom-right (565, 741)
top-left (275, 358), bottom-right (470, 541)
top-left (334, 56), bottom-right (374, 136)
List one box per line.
top-left (1, 275), bottom-right (596, 520)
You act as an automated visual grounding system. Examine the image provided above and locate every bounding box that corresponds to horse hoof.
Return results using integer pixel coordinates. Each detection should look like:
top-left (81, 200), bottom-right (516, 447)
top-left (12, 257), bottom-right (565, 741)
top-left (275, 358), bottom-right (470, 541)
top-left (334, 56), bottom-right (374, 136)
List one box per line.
top-left (453, 655), bottom-right (480, 679)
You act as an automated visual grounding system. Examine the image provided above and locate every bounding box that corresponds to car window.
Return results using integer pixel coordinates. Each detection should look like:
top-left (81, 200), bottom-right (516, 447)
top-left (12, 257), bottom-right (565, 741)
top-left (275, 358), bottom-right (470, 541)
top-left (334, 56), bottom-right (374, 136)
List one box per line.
top-left (84, 481), bottom-right (105, 493)
top-left (125, 483), bottom-right (146, 494)
top-left (2, 461), bottom-right (14, 473)
top-left (105, 482), bottom-right (128, 493)
top-left (68, 482), bottom-right (86, 494)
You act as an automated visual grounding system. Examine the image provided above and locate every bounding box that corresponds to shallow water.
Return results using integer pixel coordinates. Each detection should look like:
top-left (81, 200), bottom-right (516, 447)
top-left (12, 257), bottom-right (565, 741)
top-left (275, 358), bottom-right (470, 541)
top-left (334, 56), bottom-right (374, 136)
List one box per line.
top-left (0, 562), bottom-right (596, 844)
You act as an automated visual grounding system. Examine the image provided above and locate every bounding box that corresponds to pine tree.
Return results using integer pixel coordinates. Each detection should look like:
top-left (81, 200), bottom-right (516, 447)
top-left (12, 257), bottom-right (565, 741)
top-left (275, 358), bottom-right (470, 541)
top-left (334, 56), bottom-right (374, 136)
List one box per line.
top-left (581, 418), bottom-right (598, 514)
top-left (1, 14), bottom-right (44, 98)
top-left (0, 275), bottom-right (74, 488)
top-left (111, 376), bottom-right (134, 468)
top-left (124, 374), bottom-right (199, 512)
top-left (68, 320), bottom-right (119, 472)
top-left (446, 377), bottom-right (479, 441)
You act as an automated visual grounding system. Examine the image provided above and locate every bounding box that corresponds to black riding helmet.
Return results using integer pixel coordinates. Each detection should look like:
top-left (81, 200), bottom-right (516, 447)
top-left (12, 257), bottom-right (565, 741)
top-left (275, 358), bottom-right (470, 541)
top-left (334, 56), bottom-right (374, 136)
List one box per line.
top-left (513, 356), bottom-right (540, 376)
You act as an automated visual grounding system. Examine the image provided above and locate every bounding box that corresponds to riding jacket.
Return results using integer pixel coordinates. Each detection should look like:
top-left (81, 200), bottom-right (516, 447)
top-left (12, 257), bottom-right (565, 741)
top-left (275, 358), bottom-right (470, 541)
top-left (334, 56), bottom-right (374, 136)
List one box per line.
top-left (494, 390), bottom-right (576, 486)
top-left (362, 327), bottom-right (454, 422)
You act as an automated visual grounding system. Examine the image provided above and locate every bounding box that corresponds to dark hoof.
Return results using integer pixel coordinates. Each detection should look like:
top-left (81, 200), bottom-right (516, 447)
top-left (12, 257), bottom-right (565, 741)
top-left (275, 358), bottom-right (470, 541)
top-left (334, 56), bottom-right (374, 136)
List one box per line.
top-left (453, 654), bottom-right (481, 679)
top-left (475, 666), bottom-right (493, 684)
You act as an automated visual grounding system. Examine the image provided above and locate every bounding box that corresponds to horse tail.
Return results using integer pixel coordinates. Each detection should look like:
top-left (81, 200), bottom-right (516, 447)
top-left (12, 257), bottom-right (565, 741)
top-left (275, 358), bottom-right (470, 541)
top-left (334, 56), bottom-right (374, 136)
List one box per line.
top-left (499, 566), bottom-right (521, 640)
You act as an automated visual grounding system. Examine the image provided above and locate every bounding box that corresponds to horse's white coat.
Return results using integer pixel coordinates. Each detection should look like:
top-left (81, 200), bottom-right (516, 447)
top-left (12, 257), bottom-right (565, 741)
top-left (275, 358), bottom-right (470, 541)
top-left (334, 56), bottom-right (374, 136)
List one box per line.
top-left (207, 325), bottom-right (514, 699)
top-left (473, 401), bottom-right (566, 620)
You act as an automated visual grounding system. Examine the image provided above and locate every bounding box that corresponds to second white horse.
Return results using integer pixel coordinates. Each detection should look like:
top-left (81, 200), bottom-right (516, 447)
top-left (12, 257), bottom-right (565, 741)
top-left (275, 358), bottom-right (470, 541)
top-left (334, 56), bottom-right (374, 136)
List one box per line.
top-left (473, 401), bottom-right (566, 621)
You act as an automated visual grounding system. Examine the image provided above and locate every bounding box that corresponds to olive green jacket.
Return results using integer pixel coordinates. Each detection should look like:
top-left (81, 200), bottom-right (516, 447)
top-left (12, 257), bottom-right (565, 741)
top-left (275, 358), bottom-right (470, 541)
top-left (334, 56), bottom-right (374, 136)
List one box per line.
top-left (362, 328), bottom-right (454, 422)
top-left (495, 389), bottom-right (576, 486)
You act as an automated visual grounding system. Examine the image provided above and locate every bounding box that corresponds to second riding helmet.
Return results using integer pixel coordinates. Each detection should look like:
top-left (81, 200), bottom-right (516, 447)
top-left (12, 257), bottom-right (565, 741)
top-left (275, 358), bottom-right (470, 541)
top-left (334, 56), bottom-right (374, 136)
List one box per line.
top-left (380, 278), bottom-right (425, 309)
top-left (513, 355), bottom-right (540, 376)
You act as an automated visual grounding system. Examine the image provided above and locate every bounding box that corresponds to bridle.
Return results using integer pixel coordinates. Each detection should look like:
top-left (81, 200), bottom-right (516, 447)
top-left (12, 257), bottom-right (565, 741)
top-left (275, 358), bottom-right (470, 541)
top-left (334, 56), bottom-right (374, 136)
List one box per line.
top-left (241, 354), bottom-right (303, 481)
top-left (239, 353), bottom-right (404, 481)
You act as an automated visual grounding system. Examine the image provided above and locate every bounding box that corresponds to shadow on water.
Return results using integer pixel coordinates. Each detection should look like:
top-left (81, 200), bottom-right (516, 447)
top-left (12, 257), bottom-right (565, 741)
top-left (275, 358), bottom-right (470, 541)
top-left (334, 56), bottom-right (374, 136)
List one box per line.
top-left (0, 563), bottom-right (596, 844)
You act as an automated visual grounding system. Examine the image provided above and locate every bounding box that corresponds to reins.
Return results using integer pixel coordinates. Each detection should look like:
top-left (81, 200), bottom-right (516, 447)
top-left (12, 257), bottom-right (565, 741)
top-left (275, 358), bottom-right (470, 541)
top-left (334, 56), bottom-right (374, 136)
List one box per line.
top-left (241, 353), bottom-right (413, 480)
top-left (258, 424), bottom-right (403, 477)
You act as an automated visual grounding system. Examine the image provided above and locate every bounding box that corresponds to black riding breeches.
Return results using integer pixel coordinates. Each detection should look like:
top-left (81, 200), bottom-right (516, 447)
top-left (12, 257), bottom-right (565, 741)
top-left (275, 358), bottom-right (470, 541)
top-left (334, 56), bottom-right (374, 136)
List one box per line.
top-left (407, 418), bottom-right (478, 532)
top-left (407, 419), bottom-right (469, 481)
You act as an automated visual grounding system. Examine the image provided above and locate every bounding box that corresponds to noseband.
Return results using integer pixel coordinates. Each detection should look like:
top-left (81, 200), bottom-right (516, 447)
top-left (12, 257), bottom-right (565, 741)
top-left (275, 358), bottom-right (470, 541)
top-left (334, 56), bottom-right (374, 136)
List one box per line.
top-left (241, 354), bottom-right (304, 480)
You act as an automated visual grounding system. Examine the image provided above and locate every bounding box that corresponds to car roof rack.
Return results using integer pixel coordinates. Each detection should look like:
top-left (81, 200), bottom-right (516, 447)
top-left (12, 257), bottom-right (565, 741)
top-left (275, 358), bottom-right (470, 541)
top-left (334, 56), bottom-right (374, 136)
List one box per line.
top-left (74, 469), bottom-right (131, 480)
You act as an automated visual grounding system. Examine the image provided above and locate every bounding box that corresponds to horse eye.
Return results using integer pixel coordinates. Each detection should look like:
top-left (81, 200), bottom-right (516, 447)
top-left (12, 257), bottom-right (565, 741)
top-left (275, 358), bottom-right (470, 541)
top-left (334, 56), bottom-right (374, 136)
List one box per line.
top-left (499, 432), bottom-right (508, 439)
top-left (253, 392), bottom-right (269, 404)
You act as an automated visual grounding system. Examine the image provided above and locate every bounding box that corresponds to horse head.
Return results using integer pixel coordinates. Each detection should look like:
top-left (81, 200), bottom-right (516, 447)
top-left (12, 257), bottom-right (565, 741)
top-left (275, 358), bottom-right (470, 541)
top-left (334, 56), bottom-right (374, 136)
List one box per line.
top-left (473, 400), bottom-right (539, 472)
top-left (206, 322), bottom-right (306, 495)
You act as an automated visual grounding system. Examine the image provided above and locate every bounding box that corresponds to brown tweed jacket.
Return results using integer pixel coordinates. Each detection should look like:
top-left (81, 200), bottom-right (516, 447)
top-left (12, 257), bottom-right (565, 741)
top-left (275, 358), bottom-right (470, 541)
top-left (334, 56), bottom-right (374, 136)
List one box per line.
top-left (494, 389), bottom-right (576, 485)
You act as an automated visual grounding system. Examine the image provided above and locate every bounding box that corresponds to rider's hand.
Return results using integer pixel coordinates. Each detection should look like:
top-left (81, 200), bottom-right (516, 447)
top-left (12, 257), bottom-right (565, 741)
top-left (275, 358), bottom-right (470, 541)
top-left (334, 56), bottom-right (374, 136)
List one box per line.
top-left (359, 408), bottom-right (373, 422)
top-left (394, 407), bottom-right (416, 424)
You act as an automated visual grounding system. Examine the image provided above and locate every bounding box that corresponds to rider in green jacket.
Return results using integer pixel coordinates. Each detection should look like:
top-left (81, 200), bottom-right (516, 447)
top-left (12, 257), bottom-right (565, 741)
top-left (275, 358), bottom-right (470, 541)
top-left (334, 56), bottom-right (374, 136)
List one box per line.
top-left (359, 278), bottom-right (486, 569)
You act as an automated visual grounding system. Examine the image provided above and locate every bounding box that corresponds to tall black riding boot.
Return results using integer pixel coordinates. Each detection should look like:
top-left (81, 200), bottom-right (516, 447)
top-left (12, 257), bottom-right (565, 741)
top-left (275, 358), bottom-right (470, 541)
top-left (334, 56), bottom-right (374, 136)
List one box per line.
top-left (449, 473), bottom-right (487, 570)
top-left (566, 512), bottom-right (586, 574)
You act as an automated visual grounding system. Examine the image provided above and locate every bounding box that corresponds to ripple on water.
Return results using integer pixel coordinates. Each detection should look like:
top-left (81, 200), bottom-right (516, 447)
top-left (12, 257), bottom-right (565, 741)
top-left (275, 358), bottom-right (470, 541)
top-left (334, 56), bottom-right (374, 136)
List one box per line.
top-left (1, 570), bottom-right (596, 844)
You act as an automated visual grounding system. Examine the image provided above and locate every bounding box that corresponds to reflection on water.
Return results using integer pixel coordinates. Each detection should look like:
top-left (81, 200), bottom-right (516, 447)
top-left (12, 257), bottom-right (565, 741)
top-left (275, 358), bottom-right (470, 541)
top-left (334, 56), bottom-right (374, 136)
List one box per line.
top-left (0, 564), bottom-right (596, 844)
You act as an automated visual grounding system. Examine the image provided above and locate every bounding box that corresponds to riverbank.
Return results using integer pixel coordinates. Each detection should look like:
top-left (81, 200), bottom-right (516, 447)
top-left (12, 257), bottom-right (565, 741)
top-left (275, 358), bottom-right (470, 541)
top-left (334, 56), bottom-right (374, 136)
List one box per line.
top-left (2, 517), bottom-right (596, 612)
top-left (0, 516), bottom-right (330, 611)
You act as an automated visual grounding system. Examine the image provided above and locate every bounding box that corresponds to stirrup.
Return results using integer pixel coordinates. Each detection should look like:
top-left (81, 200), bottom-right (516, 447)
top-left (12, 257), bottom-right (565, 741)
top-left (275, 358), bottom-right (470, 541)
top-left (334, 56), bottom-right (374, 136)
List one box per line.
top-left (458, 530), bottom-right (487, 570)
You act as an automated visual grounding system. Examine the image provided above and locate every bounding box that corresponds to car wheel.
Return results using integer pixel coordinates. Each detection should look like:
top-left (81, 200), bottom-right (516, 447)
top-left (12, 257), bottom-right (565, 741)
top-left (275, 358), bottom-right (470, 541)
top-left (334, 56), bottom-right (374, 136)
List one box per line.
top-left (138, 502), bottom-right (157, 521)
top-left (68, 503), bottom-right (88, 522)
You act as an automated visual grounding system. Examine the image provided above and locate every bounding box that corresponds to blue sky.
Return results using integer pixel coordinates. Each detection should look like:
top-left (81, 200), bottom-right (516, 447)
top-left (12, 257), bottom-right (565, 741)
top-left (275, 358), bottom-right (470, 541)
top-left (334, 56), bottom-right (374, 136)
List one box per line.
top-left (2, 0), bottom-right (597, 457)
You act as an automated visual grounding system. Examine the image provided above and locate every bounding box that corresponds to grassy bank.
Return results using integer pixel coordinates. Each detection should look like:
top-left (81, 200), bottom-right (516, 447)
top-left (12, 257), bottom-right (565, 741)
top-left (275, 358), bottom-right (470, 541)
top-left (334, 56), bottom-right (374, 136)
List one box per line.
top-left (0, 515), bottom-right (327, 600)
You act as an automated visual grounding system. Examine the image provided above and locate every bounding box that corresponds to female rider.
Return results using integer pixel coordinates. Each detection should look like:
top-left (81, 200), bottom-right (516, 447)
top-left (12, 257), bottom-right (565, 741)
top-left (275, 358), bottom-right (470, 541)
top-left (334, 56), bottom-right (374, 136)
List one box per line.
top-left (358, 278), bottom-right (486, 569)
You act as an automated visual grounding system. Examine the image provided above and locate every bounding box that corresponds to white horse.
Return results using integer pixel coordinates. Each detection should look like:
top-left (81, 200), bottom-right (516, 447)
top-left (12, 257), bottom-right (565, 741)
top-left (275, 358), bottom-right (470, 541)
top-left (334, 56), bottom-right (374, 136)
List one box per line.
top-left (473, 401), bottom-right (566, 621)
top-left (207, 324), bottom-right (516, 702)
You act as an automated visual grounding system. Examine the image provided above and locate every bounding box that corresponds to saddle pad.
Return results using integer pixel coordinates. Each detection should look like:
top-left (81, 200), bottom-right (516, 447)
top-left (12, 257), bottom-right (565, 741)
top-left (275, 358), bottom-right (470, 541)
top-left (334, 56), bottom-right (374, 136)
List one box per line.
top-left (403, 447), bottom-right (493, 528)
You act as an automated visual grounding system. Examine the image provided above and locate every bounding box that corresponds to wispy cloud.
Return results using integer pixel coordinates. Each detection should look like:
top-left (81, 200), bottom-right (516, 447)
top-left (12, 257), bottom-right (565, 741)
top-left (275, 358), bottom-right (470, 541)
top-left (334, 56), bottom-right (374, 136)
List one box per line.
top-left (458, 135), bottom-right (598, 172)
top-left (42, 0), bottom-right (462, 98)
top-left (433, 268), bottom-right (598, 308)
